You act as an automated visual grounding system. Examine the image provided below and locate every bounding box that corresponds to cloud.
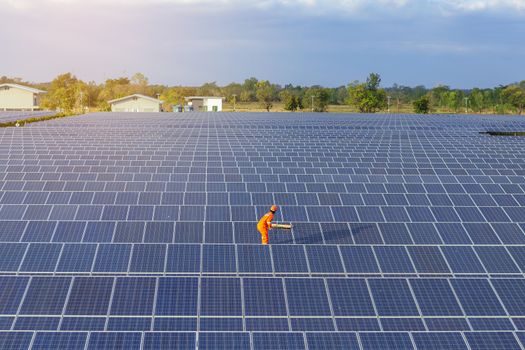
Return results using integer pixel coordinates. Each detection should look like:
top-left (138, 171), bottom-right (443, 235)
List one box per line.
top-left (437, 0), bottom-right (525, 12)
top-left (1, 0), bottom-right (524, 16)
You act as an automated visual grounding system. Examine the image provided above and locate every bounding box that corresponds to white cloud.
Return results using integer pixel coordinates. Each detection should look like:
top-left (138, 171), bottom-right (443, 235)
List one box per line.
top-left (1, 0), bottom-right (524, 15)
top-left (438, 0), bottom-right (525, 12)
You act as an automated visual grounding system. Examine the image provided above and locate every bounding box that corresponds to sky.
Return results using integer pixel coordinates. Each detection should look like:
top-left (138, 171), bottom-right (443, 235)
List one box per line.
top-left (1, 0), bottom-right (524, 88)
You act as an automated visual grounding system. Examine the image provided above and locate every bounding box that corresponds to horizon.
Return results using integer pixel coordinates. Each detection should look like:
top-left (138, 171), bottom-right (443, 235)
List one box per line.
top-left (1, 0), bottom-right (524, 88)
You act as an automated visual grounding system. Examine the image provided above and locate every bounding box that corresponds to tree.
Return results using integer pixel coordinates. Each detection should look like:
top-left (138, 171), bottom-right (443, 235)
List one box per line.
top-left (502, 85), bottom-right (525, 115)
top-left (131, 72), bottom-right (149, 94)
top-left (240, 77), bottom-right (258, 102)
top-left (347, 73), bottom-right (387, 113)
top-left (97, 77), bottom-right (133, 111)
top-left (160, 86), bottom-right (197, 111)
top-left (413, 95), bottom-right (431, 114)
top-left (469, 88), bottom-right (485, 113)
top-left (256, 80), bottom-right (277, 112)
top-left (304, 87), bottom-right (330, 112)
top-left (40, 73), bottom-right (82, 113)
top-left (443, 90), bottom-right (464, 113)
top-left (222, 83), bottom-right (243, 103)
top-left (280, 90), bottom-right (300, 111)
top-left (429, 85), bottom-right (450, 111)
top-left (198, 82), bottom-right (221, 96)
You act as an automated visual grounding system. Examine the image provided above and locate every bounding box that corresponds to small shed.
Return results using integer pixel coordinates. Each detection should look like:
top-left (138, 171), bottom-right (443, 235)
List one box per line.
top-left (0, 83), bottom-right (46, 111)
top-left (108, 94), bottom-right (163, 112)
top-left (185, 96), bottom-right (223, 112)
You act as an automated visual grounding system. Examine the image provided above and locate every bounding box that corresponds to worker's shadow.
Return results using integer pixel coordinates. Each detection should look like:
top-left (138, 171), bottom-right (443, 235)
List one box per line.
top-left (275, 224), bottom-right (367, 244)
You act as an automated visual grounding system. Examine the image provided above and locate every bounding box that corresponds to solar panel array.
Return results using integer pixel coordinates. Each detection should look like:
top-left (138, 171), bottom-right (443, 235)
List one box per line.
top-left (1, 111), bottom-right (525, 349)
top-left (0, 111), bottom-right (55, 124)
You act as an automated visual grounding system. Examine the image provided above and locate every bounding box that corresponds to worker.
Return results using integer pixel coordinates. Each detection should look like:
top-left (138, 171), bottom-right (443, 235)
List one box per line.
top-left (257, 205), bottom-right (278, 245)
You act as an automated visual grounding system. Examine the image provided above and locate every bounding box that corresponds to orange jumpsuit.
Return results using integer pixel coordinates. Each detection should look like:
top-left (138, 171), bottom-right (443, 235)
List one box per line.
top-left (257, 211), bottom-right (274, 245)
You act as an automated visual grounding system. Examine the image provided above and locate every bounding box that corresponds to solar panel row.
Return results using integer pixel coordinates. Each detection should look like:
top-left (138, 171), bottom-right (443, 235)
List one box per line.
top-left (2, 243), bottom-right (525, 274)
top-left (0, 220), bottom-right (524, 245)
top-left (2, 276), bottom-right (525, 319)
top-left (2, 330), bottom-right (525, 349)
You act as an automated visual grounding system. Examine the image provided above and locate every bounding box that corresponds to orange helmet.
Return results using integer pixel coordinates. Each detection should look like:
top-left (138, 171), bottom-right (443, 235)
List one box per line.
top-left (270, 205), bottom-right (279, 212)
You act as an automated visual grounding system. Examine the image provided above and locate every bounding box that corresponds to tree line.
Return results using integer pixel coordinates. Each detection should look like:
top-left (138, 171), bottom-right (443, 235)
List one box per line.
top-left (1, 73), bottom-right (524, 114)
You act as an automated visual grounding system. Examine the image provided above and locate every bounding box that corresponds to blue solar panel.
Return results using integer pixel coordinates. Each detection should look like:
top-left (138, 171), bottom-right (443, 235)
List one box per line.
top-left (492, 279), bottom-right (525, 316)
top-left (14, 317), bottom-right (60, 330)
top-left (272, 245), bottom-right (309, 273)
top-left (475, 246), bottom-right (520, 273)
top-left (3, 113), bottom-right (525, 345)
top-left (60, 317), bottom-right (106, 331)
top-left (0, 332), bottom-right (34, 350)
top-left (374, 246), bottom-right (415, 273)
top-left (451, 279), bottom-right (506, 316)
top-left (412, 332), bottom-right (468, 350)
top-left (200, 278), bottom-right (242, 316)
top-left (339, 246), bottom-right (380, 273)
top-left (285, 278), bottom-right (331, 316)
top-left (306, 333), bottom-right (360, 350)
top-left (107, 317), bottom-right (151, 331)
top-left (20, 243), bottom-right (61, 272)
top-left (442, 246), bottom-right (486, 273)
top-left (32, 332), bottom-right (87, 349)
top-left (410, 279), bottom-right (463, 316)
top-left (87, 332), bottom-right (142, 349)
top-left (306, 246), bottom-right (344, 273)
top-left (93, 244), bottom-right (131, 272)
top-left (252, 333), bottom-right (305, 350)
top-left (143, 333), bottom-right (195, 349)
top-left (202, 245), bottom-right (236, 272)
top-left (407, 246), bottom-right (450, 273)
top-left (359, 332), bottom-right (414, 350)
top-left (465, 332), bottom-right (522, 350)
top-left (327, 279), bottom-right (375, 316)
top-left (156, 278), bottom-right (198, 316)
top-left (368, 279), bottom-right (419, 316)
top-left (0, 277), bottom-right (28, 314)
top-left (65, 277), bottom-right (113, 315)
top-left (110, 278), bottom-right (156, 315)
top-left (129, 244), bottom-right (166, 272)
top-left (244, 278), bottom-right (287, 316)
top-left (56, 244), bottom-right (97, 272)
top-left (20, 277), bottom-right (71, 315)
top-left (469, 318), bottom-right (515, 330)
top-left (198, 332), bottom-right (250, 350)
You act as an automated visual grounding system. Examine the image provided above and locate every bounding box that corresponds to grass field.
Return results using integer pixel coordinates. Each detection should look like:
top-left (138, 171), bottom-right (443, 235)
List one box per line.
top-left (222, 102), bottom-right (518, 115)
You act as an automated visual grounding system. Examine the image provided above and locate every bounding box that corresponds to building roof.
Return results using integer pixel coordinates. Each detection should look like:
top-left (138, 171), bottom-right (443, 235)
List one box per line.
top-left (0, 83), bottom-right (46, 94)
top-left (185, 96), bottom-right (224, 100)
top-left (108, 94), bottom-right (163, 104)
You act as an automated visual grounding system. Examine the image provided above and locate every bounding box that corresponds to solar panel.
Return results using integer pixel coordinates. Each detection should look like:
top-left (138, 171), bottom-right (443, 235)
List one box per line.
top-left (109, 277), bottom-right (156, 316)
top-left (198, 332), bottom-right (250, 350)
top-left (86, 332), bottom-right (142, 349)
top-left (20, 277), bottom-right (71, 315)
top-left (3, 112), bottom-right (525, 345)
top-left (285, 278), bottom-right (331, 316)
top-left (368, 279), bottom-right (419, 316)
top-left (32, 332), bottom-right (87, 349)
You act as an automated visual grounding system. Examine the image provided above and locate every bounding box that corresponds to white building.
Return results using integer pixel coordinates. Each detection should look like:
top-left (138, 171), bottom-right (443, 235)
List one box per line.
top-left (185, 96), bottom-right (223, 112)
top-left (108, 94), bottom-right (163, 112)
top-left (0, 83), bottom-right (46, 111)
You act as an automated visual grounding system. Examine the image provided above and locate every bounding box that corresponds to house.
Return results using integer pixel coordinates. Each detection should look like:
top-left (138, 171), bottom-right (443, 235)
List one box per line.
top-left (108, 94), bottom-right (163, 112)
top-left (185, 96), bottom-right (223, 112)
top-left (0, 83), bottom-right (46, 111)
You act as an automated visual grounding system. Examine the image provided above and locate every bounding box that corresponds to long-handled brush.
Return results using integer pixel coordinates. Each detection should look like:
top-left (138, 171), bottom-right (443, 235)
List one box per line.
top-left (271, 223), bottom-right (293, 230)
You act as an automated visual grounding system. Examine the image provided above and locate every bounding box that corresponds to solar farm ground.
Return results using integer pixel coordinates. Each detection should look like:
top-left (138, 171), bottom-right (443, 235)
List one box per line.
top-left (1, 112), bottom-right (525, 349)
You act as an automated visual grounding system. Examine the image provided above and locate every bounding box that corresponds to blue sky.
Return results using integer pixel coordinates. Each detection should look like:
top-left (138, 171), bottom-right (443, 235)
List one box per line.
top-left (1, 0), bottom-right (524, 88)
